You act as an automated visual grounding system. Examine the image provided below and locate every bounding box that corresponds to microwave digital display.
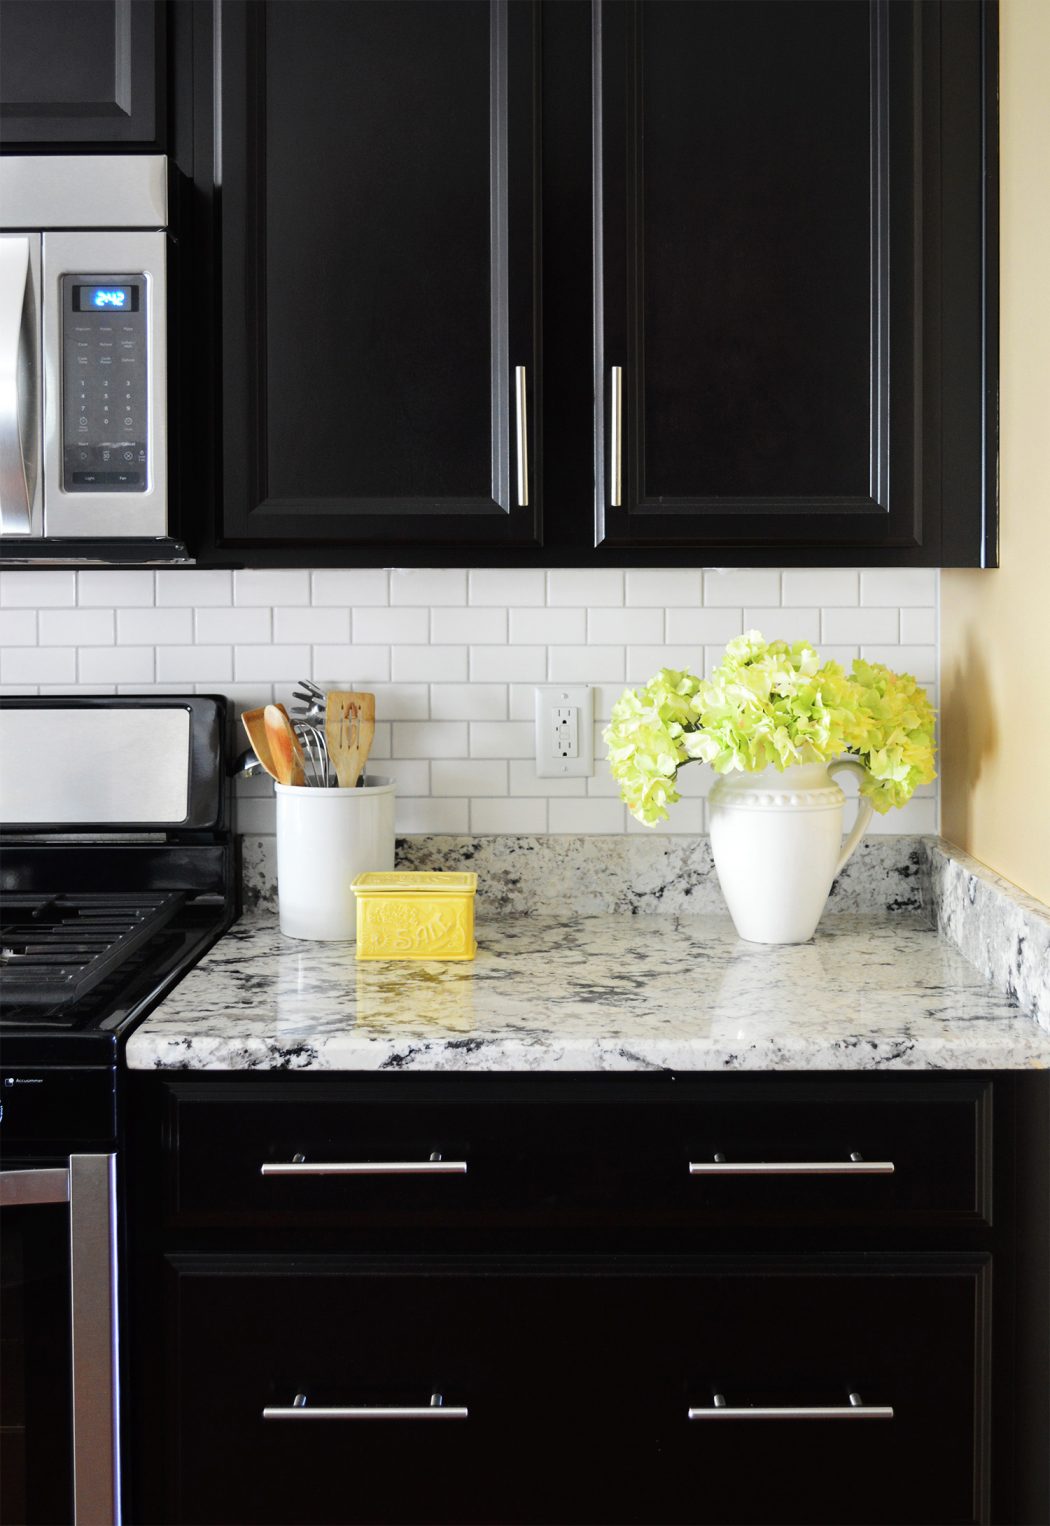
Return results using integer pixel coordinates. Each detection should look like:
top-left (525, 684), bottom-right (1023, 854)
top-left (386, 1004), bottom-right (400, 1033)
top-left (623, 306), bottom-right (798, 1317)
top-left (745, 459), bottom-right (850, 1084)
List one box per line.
top-left (73, 284), bottom-right (139, 312)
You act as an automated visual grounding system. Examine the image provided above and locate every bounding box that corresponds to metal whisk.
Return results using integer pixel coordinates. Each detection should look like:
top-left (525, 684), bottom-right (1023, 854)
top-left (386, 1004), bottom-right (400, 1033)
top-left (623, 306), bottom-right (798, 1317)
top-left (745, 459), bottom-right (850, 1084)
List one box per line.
top-left (292, 719), bottom-right (331, 787)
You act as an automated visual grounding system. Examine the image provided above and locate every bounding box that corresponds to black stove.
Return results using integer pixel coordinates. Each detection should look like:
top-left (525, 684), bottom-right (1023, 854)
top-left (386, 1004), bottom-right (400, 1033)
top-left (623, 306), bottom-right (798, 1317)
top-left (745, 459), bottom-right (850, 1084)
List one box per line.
top-left (0, 695), bottom-right (237, 1526)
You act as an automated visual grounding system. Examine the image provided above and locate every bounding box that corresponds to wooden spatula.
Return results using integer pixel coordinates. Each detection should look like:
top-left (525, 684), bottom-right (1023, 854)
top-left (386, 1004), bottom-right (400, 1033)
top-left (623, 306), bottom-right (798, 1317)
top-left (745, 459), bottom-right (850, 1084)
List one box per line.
top-left (263, 703), bottom-right (306, 786)
top-left (325, 691), bottom-right (376, 788)
top-left (240, 706), bottom-right (282, 782)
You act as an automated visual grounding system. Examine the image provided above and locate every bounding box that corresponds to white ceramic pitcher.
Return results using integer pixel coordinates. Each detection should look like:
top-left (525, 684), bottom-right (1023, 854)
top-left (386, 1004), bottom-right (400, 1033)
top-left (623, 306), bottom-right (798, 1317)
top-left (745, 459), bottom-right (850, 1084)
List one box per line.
top-left (708, 760), bottom-right (874, 944)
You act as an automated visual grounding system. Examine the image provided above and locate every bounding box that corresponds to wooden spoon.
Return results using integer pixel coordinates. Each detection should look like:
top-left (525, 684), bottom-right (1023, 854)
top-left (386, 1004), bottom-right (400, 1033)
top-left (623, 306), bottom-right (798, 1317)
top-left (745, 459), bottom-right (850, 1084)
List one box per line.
top-left (263, 703), bottom-right (306, 787)
top-left (325, 691), bottom-right (376, 788)
top-left (240, 706), bottom-right (281, 782)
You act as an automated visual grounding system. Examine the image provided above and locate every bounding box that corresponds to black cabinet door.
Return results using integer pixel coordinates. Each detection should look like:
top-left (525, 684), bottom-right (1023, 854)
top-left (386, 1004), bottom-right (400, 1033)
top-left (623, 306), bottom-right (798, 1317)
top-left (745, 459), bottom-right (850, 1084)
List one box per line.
top-left (204, 0), bottom-right (541, 555)
top-left (151, 1255), bottom-right (988, 1525)
top-left (0, 0), bottom-right (160, 148)
top-left (594, 0), bottom-right (996, 566)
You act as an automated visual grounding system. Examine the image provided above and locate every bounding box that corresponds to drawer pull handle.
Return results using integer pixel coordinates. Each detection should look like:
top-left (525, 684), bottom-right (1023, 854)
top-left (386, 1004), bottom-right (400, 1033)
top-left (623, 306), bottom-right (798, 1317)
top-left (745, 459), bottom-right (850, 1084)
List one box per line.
top-left (260, 1152), bottom-right (467, 1177)
top-left (263, 1391), bottom-right (468, 1422)
top-left (689, 1152), bottom-right (894, 1176)
top-left (689, 1391), bottom-right (894, 1421)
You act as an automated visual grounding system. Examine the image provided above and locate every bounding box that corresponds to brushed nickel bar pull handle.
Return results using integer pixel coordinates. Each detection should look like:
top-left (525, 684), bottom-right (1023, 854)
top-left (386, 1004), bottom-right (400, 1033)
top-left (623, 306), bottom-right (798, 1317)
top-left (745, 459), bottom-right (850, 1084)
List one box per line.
top-left (0, 1166), bottom-right (70, 1206)
top-left (264, 1392), bottom-right (468, 1422)
top-left (689, 1152), bottom-right (894, 1176)
top-left (261, 1151), bottom-right (467, 1176)
top-left (689, 1392), bottom-right (893, 1421)
top-left (0, 235), bottom-right (35, 534)
top-left (610, 364), bottom-right (622, 507)
top-left (515, 364), bottom-right (528, 507)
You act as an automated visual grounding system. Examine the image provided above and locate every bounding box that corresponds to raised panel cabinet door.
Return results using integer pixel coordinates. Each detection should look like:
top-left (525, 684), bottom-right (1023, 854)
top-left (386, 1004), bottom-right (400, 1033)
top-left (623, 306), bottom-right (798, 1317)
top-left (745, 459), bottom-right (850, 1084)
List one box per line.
top-left (212, 0), bottom-right (541, 552)
top-left (594, 0), bottom-right (996, 566)
top-left (0, 0), bottom-right (159, 147)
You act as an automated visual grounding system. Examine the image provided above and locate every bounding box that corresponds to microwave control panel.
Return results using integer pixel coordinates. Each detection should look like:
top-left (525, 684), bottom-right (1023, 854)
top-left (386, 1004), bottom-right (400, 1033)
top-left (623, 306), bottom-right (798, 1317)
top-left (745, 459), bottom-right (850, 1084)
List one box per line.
top-left (61, 274), bottom-right (148, 492)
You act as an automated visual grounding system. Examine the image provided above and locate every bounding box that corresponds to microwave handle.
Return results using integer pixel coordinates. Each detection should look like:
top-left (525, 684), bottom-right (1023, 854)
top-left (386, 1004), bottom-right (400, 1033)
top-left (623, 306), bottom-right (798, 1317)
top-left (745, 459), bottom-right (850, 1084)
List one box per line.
top-left (0, 234), bottom-right (40, 535)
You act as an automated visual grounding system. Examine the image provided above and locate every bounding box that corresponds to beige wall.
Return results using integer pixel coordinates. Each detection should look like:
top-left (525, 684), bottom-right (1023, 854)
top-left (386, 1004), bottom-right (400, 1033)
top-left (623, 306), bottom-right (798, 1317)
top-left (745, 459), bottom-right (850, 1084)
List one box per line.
top-left (941, 0), bottom-right (1050, 904)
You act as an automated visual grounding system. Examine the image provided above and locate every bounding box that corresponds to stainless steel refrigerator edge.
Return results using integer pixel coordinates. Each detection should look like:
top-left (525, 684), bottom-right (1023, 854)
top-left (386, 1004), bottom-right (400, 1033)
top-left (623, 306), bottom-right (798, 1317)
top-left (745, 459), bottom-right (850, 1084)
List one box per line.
top-left (0, 156), bottom-right (168, 544)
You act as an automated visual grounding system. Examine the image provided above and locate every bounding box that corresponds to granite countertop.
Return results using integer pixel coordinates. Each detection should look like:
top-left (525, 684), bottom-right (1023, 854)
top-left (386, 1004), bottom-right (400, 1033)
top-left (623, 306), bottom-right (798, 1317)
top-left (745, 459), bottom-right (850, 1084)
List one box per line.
top-left (125, 910), bottom-right (1050, 1073)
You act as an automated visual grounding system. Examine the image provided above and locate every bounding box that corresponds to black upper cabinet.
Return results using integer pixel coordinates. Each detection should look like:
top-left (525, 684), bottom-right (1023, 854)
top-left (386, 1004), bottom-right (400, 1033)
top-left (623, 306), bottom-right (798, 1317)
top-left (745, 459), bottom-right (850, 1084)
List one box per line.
top-left (594, 0), bottom-right (996, 564)
top-left (202, 0), bottom-right (541, 555)
top-left (0, 0), bottom-right (162, 149)
top-left (183, 0), bottom-right (994, 567)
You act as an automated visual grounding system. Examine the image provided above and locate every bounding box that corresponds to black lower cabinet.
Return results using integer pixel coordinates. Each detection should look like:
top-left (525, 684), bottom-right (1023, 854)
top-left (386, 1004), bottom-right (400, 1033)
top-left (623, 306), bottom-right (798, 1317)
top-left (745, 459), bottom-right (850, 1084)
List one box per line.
top-left (126, 1071), bottom-right (1049, 1525)
top-left (162, 1257), bottom-right (986, 1526)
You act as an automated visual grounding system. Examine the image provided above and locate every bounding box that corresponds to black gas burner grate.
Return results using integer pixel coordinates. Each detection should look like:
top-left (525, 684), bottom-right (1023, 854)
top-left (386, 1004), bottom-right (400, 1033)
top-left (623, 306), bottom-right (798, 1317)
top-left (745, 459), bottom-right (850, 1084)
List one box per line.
top-left (0, 892), bottom-right (186, 1007)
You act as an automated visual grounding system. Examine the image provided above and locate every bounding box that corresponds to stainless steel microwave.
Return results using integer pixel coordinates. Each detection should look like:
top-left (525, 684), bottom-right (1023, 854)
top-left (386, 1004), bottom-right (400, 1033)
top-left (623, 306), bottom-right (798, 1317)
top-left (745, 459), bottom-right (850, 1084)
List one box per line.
top-left (0, 156), bottom-right (170, 549)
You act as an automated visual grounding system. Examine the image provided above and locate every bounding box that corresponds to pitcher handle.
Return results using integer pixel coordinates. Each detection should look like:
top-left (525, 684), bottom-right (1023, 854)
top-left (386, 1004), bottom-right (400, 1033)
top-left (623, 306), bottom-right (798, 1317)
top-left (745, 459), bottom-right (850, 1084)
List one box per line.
top-left (827, 758), bottom-right (875, 875)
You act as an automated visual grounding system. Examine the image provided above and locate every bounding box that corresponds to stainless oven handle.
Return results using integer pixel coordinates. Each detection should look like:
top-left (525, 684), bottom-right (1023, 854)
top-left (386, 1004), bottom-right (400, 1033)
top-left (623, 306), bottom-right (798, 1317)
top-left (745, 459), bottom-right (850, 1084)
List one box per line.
top-left (70, 1155), bottom-right (121, 1526)
top-left (0, 1156), bottom-right (121, 1523)
top-left (0, 234), bottom-right (38, 535)
top-left (0, 1166), bottom-right (70, 1205)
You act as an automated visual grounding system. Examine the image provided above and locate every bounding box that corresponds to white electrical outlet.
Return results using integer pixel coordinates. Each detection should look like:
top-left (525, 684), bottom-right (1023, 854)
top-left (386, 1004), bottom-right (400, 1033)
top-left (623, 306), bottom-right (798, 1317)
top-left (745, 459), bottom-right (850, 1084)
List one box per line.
top-left (534, 685), bottom-right (594, 777)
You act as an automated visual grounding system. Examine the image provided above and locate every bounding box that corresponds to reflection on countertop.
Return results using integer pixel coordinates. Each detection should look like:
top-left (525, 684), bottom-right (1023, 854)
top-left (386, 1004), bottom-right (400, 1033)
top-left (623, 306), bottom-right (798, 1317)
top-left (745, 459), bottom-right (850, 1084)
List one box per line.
top-left (125, 911), bottom-right (1050, 1074)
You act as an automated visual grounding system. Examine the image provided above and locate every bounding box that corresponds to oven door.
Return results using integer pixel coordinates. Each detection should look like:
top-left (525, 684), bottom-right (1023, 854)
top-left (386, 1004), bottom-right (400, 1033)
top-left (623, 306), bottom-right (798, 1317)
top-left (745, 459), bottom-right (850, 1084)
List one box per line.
top-left (0, 1156), bottom-right (120, 1526)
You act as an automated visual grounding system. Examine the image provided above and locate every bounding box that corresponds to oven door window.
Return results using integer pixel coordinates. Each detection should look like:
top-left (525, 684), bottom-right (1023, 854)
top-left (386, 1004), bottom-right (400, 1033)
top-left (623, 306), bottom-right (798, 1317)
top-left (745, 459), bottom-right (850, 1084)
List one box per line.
top-left (0, 1202), bottom-right (72, 1525)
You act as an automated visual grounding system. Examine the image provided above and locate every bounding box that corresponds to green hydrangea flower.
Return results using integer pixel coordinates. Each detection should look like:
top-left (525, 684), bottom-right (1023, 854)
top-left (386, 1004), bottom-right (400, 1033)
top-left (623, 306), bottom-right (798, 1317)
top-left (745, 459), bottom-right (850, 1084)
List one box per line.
top-left (603, 632), bottom-right (936, 825)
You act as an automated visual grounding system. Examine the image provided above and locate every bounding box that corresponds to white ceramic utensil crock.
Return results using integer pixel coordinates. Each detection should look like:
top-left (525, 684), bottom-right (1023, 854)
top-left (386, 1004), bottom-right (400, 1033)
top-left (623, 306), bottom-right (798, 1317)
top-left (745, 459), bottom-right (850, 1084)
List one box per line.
top-left (708, 759), bottom-right (874, 944)
top-left (275, 777), bottom-right (396, 940)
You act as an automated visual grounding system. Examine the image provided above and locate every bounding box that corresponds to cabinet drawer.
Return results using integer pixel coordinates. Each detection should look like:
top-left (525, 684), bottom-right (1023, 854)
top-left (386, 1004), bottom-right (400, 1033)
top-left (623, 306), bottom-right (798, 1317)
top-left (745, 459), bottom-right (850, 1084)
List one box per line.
top-left (161, 1079), bottom-right (991, 1233)
top-left (162, 1256), bottom-right (988, 1525)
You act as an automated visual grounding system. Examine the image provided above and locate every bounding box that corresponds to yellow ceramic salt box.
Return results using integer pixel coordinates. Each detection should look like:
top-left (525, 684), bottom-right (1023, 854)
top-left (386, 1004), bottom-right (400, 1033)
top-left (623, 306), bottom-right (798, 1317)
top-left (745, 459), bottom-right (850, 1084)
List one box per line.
top-left (352, 871), bottom-right (478, 960)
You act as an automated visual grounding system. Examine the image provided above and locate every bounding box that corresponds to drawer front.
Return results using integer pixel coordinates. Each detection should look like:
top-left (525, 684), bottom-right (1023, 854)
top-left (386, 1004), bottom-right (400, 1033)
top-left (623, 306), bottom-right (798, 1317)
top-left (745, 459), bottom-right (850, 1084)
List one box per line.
top-left (159, 1256), bottom-right (988, 1526)
top-left (162, 1079), bottom-right (990, 1232)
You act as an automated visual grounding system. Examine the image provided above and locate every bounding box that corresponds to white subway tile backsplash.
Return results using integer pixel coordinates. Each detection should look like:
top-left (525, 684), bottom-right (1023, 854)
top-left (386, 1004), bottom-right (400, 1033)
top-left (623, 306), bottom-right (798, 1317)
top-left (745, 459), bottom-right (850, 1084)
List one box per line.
top-left (431, 759), bottom-right (507, 796)
top-left (393, 721), bottom-right (469, 758)
top-left (78, 569), bottom-right (155, 606)
top-left (625, 569), bottom-right (702, 605)
top-left (549, 798), bottom-right (625, 833)
top-left (391, 569), bottom-right (467, 605)
top-left (547, 569), bottom-right (623, 606)
top-left (471, 645), bottom-right (546, 682)
top-left (79, 646), bottom-right (154, 683)
top-left (468, 569), bottom-right (545, 606)
top-left (233, 569), bottom-right (310, 606)
top-left (508, 607), bottom-right (586, 644)
top-left (664, 608), bottom-right (743, 644)
top-left (860, 568), bottom-right (937, 606)
top-left (312, 646), bottom-right (391, 682)
top-left (703, 569), bottom-right (781, 606)
top-left (0, 610), bottom-right (37, 645)
top-left (159, 645), bottom-right (234, 682)
top-left (431, 606), bottom-right (507, 644)
top-left (431, 683), bottom-right (507, 721)
top-left (353, 607), bottom-right (428, 644)
top-left (0, 571), bottom-right (77, 607)
top-left (781, 569), bottom-right (859, 606)
top-left (233, 644), bottom-right (309, 682)
top-left (587, 607), bottom-right (663, 644)
top-left (1, 646), bottom-right (77, 683)
top-left (120, 607), bottom-right (193, 645)
top-left (0, 565), bottom-right (939, 834)
top-left (391, 645), bottom-right (469, 683)
top-left (39, 609), bottom-right (114, 645)
top-left (469, 720), bottom-right (534, 758)
top-left (822, 607), bottom-right (899, 644)
top-left (395, 797), bottom-right (470, 834)
top-left (311, 569), bottom-right (389, 605)
top-left (156, 570), bottom-right (231, 606)
top-left (548, 645), bottom-right (624, 682)
top-left (272, 607), bottom-right (348, 644)
top-left (901, 606), bottom-right (937, 644)
top-left (745, 607), bottom-right (820, 643)
top-left (471, 797), bottom-right (548, 833)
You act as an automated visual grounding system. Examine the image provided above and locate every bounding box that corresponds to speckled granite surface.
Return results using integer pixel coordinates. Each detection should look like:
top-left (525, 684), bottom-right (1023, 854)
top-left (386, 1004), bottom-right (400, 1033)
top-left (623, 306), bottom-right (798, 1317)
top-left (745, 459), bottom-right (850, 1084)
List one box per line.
top-left (126, 911), bottom-right (1050, 1074)
top-left (241, 833), bottom-right (929, 917)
